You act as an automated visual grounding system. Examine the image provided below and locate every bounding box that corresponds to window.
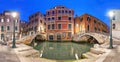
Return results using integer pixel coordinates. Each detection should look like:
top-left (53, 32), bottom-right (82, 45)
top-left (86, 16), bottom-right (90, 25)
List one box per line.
top-left (69, 11), bottom-right (71, 14)
top-left (57, 33), bottom-right (61, 41)
top-left (87, 25), bottom-right (90, 31)
top-left (52, 24), bottom-right (54, 29)
top-left (65, 10), bottom-right (67, 13)
top-left (1, 34), bottom-right (4, 40)
top-left (7, 26), bottom-right (10, 31)
top-left (80, 18), bottom-right (83, 22)
top-left (113, 24), bottom-right (115, 29)
top-left (1, 19), bottom-right (4, 22)
top-left (1, 26), bottom-right (4, 32)
top-left (15, 26), bottom-right (18, 31)
top-left (58, 24), bottom-right (61, 29)
top-left (48, 25), bottom-right (50, 30)
top-left (52, 17), bottom-right (55, 20)
top-left (68, 17), bottom-right (71, 20)
top-left (48, 18), bottom-right (51, 21)
top-left (49, 35), bottom-right (53, 40)
top-left (58, 10), bottom-right (61, 14)
top-left (94, 27), bottom-right (97, 32)
top-left (113, 16), bottom-right (115, 20)
top-left (62, 32), bottom-right (66, 38)
top-left (40, 20), bottom-right (42, 23)
top-left (87, 17), bottom-right (91, 21)
top-left (58, 16), bottom-right (61, 20)
top-left (44, 23), bottom-right (46, 26)
top-left (16, 19), bottom-right (18, 23)
top-left (98, 28), bottom-right (100, 31)
top-left (62, 10), bottom-right (64, 14)
top-left (68, 32), bottom-right (71, 38)
top-left (52, 11), bottom-right (55, 15)
top-left (94, 20), bottom-right (96, 24)
top-left (48, 12), bottom-right (50, 15)
top-left (7, 19), bottom-right (10, 22)
top-left (68, 24), bottom-right (71, 30)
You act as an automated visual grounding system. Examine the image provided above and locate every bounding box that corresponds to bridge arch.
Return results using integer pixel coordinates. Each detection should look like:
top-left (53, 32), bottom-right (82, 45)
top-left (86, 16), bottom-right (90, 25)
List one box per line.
top-left (73, 32), bottom-right (109, 44)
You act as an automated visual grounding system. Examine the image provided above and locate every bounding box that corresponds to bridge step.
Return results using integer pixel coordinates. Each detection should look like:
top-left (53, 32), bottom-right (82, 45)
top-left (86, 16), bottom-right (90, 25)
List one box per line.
top-left (13, 44), bottom-right (39, 57)
top-left (90, 48), bottom-right (105, 55)
top-left (82, 52), bottom-right (99, 59)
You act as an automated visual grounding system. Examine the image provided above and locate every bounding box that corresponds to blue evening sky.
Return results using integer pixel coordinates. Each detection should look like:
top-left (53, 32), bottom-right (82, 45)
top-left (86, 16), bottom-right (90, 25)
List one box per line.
top-left (0, 0), bottom-right (120, 26)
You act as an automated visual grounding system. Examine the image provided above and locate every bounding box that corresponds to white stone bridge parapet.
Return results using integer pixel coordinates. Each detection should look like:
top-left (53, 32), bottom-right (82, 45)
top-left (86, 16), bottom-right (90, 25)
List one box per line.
top-left (17, 33), bottom-right (46, 44)
top-left (73, 32), bottom-right (113, 44)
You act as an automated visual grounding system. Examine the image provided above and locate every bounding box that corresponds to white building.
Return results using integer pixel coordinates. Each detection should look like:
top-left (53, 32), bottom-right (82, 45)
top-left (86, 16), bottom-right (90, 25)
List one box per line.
top-left (0, 11), bottom-right (20, 41)
top-left (112, 10), bottom-right (120, 39)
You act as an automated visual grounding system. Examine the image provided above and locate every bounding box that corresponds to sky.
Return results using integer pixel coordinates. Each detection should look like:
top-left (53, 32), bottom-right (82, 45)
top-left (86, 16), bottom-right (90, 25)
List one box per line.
top-left (0, 0), bottom-right (120, 26)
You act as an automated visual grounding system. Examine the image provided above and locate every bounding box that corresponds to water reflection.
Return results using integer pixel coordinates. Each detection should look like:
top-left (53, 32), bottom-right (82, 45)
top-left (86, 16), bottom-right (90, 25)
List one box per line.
top-left (33, 42), bottom-right (93, 60)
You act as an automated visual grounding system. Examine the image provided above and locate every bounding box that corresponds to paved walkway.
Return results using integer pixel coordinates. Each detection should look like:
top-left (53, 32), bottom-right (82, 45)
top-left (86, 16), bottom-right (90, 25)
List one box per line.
top-left (103, 41), bottom-right (120, 62)
top-left (0, 45), bottom-right (20, 62)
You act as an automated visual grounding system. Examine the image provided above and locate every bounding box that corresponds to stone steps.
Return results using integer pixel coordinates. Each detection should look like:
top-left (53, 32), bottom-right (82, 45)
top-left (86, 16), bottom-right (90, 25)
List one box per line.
top-left (13, 44), bottom-right (39, 57)
top-left (82, 52), bottom-right (99, 59)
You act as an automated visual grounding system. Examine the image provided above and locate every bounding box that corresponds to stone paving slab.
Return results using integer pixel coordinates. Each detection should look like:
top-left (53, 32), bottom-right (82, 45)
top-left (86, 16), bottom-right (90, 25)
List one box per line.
top-left (0, 45), bottom-right (20, 62)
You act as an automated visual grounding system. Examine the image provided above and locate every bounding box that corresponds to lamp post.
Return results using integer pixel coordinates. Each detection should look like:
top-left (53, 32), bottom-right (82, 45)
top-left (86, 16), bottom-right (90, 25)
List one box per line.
top-left (12, 12), bottom-right (17, 48)
top-left (108, 11), bottom-right (114, 49)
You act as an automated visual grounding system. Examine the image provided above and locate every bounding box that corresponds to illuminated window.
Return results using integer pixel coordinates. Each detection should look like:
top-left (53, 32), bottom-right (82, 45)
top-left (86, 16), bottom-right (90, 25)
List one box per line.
top-left (7, 19), bottom-right (10, 22)
top-left (1, 19), bottom-right (4, 22)
top-left (16, 19), bottom-right (18, 23)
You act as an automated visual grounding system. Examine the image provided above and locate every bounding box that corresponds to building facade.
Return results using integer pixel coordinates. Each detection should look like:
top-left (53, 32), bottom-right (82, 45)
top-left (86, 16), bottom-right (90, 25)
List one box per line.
top-left (46, 6), bottom-right (74, 41)
top-left (20, 20), bottom-right (28, 36)
top-left (27, 12), bottom-right (46, 35)
top-left (0, 11), bottom-right (20, 41)
top-left (112, 10), bottom-right (120, 38)
top-left (74, 14), bottom-right (109, 34)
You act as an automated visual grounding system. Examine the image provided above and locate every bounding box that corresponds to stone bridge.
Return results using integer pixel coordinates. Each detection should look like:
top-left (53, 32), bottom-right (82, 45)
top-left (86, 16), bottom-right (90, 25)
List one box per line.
top-left (73, 32), bottom-right (119, 44)
top-left (19, 33), bottom-right (46, 44)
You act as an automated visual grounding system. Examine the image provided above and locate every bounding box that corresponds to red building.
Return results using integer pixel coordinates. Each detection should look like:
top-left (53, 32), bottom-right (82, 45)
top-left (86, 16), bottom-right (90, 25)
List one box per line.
top-left (74, 14), bottom-right (109, 34)
top-left (46, 6), bottom-right (74, 41)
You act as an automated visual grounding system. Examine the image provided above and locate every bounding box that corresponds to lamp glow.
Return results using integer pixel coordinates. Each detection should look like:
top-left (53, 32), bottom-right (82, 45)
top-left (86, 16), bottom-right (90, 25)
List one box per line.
top-left (108, 11), bottom-right (114, 18)
top-left (12, 12), bottom-right (17, 18)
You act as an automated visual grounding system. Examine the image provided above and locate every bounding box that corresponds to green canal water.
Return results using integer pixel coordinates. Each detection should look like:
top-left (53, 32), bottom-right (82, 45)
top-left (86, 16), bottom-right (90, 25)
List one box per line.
top-left (31, 41), bottom-right (93, 60)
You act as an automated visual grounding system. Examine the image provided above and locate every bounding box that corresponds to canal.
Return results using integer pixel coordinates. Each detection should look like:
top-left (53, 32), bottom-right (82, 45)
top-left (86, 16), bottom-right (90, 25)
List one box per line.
top-left (30, 41), bottom-right (93, 60)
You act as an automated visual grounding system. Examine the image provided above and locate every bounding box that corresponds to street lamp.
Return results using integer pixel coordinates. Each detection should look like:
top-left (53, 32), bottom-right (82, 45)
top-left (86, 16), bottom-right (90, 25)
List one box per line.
top-left (12, 12), bottom-right (18, 48)
top-left (108, 10), bottom-right (114, 49)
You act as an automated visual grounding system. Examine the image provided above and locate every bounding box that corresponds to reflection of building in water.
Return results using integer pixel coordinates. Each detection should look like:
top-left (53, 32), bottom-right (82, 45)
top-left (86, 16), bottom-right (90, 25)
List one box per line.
top-left (112, 10), bottom-right (120, 38)
top-left (0, 11), bottom-right (20, 41)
